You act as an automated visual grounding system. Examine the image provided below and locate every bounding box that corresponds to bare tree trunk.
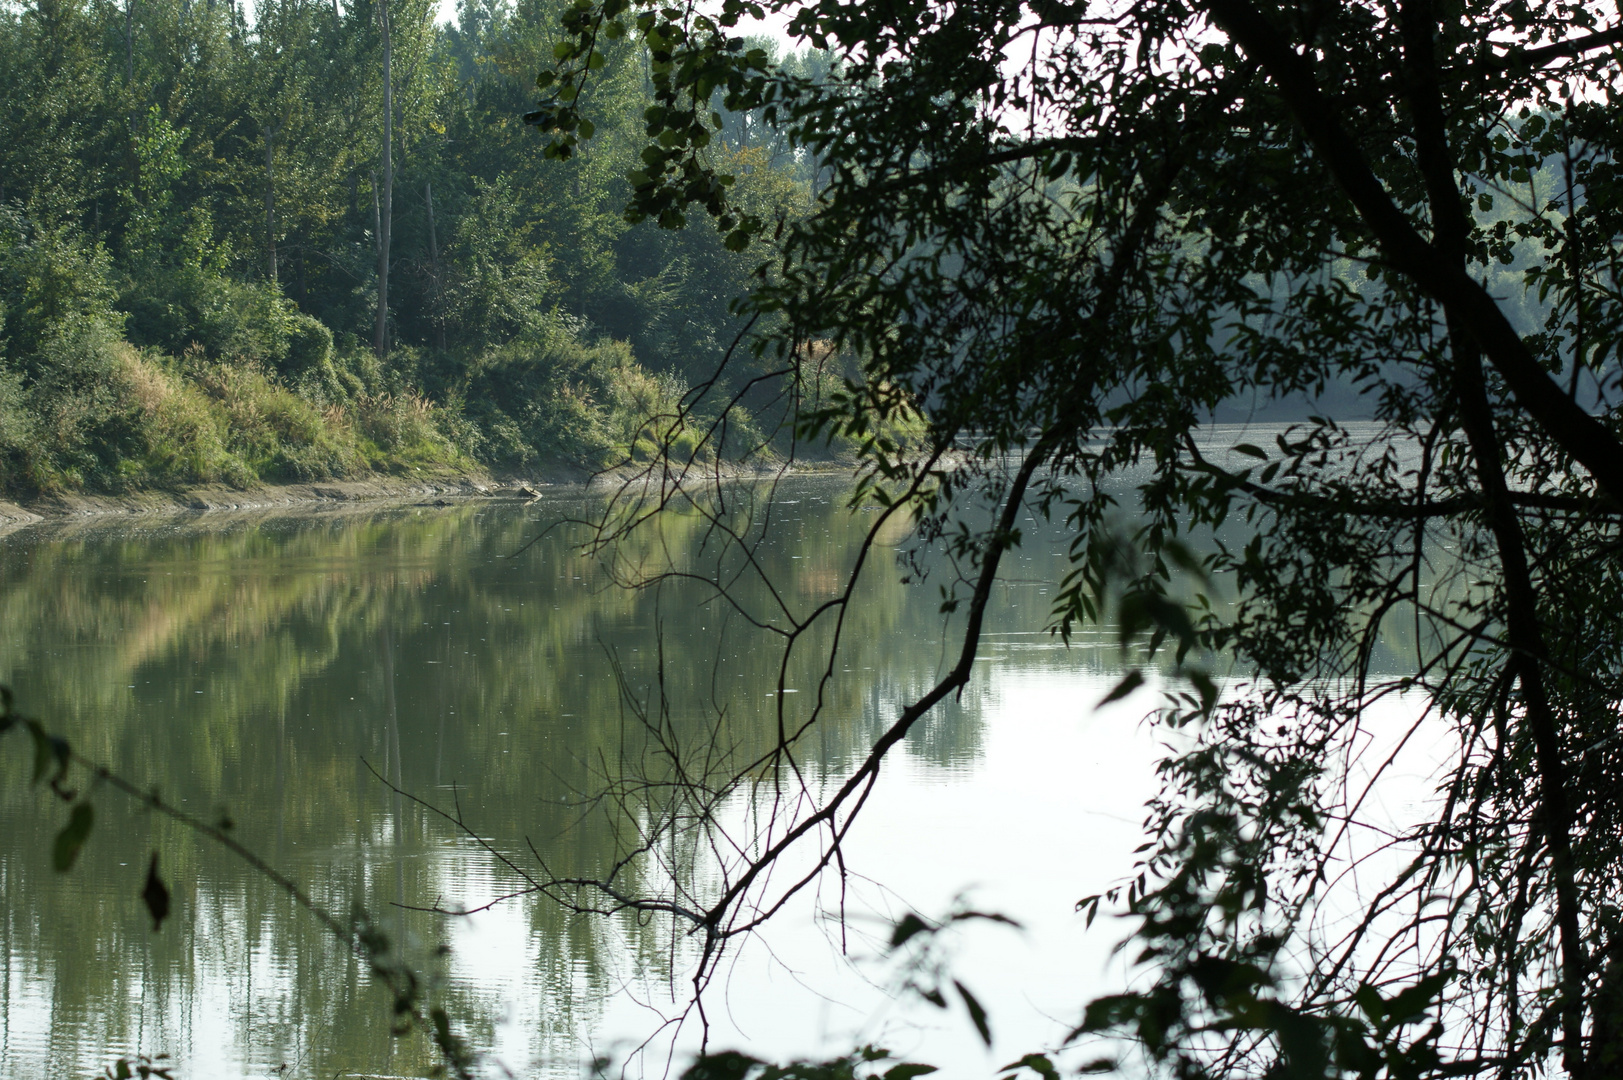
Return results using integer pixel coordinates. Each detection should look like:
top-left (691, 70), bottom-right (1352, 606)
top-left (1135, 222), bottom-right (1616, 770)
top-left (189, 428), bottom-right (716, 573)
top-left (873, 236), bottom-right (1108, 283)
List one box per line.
top-left (425, 180), bottom-right (444, 350)
top-left (125, 0), bottom-right (135, 83)
top-left (264, 125), bottom-right (278, 285)
top-left (374, 0), bottom-right (393, 358)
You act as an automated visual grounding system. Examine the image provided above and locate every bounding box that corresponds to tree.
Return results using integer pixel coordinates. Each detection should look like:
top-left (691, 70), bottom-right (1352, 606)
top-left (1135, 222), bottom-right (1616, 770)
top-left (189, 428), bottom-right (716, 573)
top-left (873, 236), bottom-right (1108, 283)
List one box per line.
top-left (375, 0), bottom-right (393, 356)
top-left (524, 0), bottom-right (1623, 1076)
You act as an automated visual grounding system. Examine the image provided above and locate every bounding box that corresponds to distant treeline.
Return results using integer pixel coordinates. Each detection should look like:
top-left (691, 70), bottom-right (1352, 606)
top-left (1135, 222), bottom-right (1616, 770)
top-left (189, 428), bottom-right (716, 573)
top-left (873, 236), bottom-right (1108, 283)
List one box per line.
top-left (0, 0), bottom-right (828, 496)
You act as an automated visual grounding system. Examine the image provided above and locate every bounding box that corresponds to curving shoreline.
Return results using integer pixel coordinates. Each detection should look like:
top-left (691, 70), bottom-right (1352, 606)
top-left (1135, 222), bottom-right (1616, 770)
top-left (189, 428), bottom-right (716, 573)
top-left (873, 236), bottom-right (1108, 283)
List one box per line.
top-left (0, 458), bottom-right (851, 534)
top-left (0, 471), bottom-right (566, 533)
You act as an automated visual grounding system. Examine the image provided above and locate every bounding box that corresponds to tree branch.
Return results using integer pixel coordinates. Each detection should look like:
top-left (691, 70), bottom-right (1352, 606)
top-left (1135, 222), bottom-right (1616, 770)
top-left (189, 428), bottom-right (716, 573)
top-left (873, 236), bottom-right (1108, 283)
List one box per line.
top-left (1201, 0), bottom-right (1623, 507)
top-left (1477, 24), bottom-right (1623, 74)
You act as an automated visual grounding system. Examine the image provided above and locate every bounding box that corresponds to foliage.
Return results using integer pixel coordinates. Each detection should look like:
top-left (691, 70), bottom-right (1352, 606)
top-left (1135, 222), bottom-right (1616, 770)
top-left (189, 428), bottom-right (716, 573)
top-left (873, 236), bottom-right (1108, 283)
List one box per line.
top-left (0, 684), bottom-right (479, 1079)
top-left (528, 0), bottom-right (1623, 1077)
top-left (677, 1046), bottom-right (937, 1080)
top-left (0, 0), bottom-right (820, 498)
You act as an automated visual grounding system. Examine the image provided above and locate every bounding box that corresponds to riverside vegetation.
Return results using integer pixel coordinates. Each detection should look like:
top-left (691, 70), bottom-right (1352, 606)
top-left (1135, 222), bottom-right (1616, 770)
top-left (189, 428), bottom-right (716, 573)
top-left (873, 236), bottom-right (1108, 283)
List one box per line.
top-left (0, 0), bottom-right (831, 499)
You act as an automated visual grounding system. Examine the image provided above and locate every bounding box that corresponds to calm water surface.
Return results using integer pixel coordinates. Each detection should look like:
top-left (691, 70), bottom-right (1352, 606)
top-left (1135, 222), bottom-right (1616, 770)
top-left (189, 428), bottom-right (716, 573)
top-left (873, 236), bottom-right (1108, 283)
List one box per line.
top-left (0, 443), bottom-right (1428, 1079)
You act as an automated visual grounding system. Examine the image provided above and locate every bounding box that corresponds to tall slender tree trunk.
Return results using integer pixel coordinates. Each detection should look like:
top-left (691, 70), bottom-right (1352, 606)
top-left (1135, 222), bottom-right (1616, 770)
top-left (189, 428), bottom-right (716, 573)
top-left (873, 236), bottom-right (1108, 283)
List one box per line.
top-left (374, 0), bottom-right (393, 358)
top-left (425, 180), bottom-right (444, 350)
top-left (264, 125), bottom-right (278, 285)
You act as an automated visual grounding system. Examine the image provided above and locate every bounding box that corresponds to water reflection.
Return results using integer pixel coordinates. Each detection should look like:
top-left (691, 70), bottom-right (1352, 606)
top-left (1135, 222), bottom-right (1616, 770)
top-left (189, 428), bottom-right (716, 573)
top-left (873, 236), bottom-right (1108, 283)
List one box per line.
top-left (0, 460), bottom-right (1434, 1078)
top-left (0, 479), bottom-right (1116, 1078)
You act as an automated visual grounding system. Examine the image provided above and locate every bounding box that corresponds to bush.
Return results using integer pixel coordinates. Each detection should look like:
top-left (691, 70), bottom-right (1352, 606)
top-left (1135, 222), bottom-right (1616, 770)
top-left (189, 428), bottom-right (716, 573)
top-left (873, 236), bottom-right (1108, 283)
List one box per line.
top-left (457, 327), bottom-right (642, 469)
top-left (121, 262), bottom-right (328, 373)
top-left (0, 211), bottom-right (123, 375)
top-left (284, 313), bottom-right (333, 379)
top-left (112, 347), bottom-right (242, 487)
top-left (355, 392), bottom-right (457, 469)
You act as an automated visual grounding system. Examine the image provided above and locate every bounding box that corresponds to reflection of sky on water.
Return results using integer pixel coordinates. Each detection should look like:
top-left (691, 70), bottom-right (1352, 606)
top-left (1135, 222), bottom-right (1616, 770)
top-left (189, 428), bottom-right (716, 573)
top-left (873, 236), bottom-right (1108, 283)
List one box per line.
top-left (440, 667), bottom-right (1168, 1079)
top-left (1, 423), bottom-right (1444, 1078)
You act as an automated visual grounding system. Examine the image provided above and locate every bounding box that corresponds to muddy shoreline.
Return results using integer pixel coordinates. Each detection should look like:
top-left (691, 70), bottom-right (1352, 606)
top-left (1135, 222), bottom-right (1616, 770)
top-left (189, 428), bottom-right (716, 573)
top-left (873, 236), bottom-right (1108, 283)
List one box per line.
top-left (0, 459), bottom-right (845, 535)
top-left (0, 470), bottom-right (570, 533)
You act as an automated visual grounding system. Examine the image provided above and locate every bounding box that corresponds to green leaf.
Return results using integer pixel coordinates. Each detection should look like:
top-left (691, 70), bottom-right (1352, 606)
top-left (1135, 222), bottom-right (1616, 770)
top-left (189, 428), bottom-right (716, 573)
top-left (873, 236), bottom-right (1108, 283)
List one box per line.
top-left (1098, 669), bottom-right (1145, 706)
top-left (1353, 982), bottom-right (1385, 1024)
top-left (884, 1065), bottom-right (938, 1080)
top-left (681, 1050), bottom-right (762, 1080)
top-left (889, 912), bottom-right (931, 948)
top-left (1186, 669), bottom-right (1217, 712)
top-left (1232, 442), bottom-right (1267, 459)
top-left (1382, 971), bottom-right (1450, 1027)
top-left (142, 852), bottom-right (171, 931)
top-left (29, 720), bottom-right (52, 783)
top-left (999, 1053), bottom-right (1059, 1079)
top-left (431, 1006), bottom-right (452, 1046)
top-left (955, 980), bottom-right (991, 1045)
top-left (53, 801), bottom-right (94, 871)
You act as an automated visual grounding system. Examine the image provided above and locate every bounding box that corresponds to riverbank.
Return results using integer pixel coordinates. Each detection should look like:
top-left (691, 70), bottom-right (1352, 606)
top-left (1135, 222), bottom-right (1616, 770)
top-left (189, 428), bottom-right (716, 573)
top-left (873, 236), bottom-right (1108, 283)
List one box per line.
top-left (0, 458), bottom-right (851, 534)
top-left (0, 471), bottom-right (558, 532)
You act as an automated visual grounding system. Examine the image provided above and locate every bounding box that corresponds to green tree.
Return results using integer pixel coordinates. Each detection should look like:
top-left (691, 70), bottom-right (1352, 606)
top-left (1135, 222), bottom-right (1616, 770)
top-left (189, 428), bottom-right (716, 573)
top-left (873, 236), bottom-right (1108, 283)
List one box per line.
top-left (530, 0), bottom-right (1623, 1076)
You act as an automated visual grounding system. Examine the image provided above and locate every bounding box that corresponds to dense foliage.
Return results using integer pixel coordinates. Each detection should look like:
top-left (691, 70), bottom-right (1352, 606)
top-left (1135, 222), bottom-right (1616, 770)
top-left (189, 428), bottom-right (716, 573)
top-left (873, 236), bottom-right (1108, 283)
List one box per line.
top-left (0, 0), bottom-right (821, 496)
top-left (524, 0), bottom-right (1623, 1078)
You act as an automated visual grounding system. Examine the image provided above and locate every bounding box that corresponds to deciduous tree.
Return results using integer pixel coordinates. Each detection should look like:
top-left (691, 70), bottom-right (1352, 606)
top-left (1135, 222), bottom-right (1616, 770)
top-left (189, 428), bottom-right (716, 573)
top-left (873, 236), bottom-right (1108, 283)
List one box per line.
top-left (530, 1), bottom-right (1623, 1075)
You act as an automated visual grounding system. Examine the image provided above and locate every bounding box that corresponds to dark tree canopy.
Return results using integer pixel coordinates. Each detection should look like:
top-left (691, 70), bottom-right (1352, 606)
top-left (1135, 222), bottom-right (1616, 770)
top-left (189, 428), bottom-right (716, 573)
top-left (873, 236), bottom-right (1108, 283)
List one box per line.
top-left (526, 0), bottom-right (1623, 1077)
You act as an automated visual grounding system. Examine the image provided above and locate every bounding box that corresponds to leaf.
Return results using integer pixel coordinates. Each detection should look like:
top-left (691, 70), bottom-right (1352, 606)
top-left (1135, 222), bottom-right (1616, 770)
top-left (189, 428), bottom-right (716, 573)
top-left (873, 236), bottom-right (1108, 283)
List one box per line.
top-left (681, 1050), bottom-right (762, 1080)
top-left (142, 852), bottom-right (171, 931)
top-left (27, 720), bottom-right (72, 794)
top-left (431, 1006), bottom-right (453, 1047)
top-left (1098, 669), bottom-right (1145, 707)
top-left (999, 1053), bottom-right (1059, 1079)
top-left (1073, 993), bottom-right (1144, 1038)
top-left (1232, 442), bottom-right (1268, 459)
top-left (1186, 670), bottom-right (1218, 712)
top-left (30, 720), bottom-right (52, 783)
top-left (884, 1065), bottom-right (938, 1080)
top-left (1382, 971), bottom-right (1450, 1028)
top-left (889, 912), bottom-right (931, 948)
top-left (53, 801), bottom-right (94, 871)
top-left (1353, 982), bottom-right (1384, 1024)
top-left (955, 980), bottom-right (991, 1046)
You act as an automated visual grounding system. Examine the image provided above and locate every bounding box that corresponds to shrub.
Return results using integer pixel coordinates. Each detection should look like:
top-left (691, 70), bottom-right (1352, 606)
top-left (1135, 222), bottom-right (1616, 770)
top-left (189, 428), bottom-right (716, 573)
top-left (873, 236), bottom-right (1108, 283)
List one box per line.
top-left (112, 347), bottom-right (241, 486)
top-left (283, 314), bottom-right (333, 379)
top-left (355, 392), bottom-right (457, 469)
top-left (460, 329), bottom-right (636, 469)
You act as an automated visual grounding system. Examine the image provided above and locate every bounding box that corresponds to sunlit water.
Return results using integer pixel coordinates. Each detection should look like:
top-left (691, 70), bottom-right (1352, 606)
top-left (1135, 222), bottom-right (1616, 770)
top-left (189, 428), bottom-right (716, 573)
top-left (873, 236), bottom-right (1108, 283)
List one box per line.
top-left (0, 429), bottom-right (1435, 1079)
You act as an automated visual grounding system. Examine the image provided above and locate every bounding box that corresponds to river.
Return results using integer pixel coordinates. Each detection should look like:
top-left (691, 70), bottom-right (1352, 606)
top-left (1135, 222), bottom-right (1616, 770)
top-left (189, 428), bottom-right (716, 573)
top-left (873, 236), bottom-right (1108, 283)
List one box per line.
top-left (0, 451), bottom-right (1431, 1079)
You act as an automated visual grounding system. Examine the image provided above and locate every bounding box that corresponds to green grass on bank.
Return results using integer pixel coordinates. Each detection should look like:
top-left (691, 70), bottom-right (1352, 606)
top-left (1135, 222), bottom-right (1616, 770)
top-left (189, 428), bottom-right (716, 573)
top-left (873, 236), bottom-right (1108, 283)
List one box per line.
top-left (0, 229), bottom-right (707, 498)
